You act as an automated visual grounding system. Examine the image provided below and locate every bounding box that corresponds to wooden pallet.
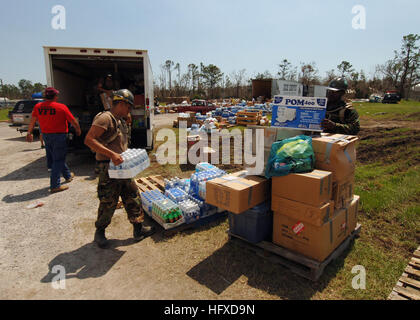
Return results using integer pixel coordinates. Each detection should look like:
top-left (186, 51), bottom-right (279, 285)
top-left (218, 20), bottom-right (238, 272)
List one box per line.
top-left (236, 111), bottom-right (262, 126)
top-left (135, 175), bottom-right (165, 193)
top-left (228, 224), bottom-right (361, 282)
top-left (389, 246), bottom-right (420, 300)
top-left (236, 111), bottom-right (263, 117)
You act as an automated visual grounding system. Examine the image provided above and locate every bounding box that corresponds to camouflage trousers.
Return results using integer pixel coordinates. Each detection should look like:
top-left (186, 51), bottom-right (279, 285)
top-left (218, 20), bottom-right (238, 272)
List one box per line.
top-left (95, 162), bottom-right (144, 230)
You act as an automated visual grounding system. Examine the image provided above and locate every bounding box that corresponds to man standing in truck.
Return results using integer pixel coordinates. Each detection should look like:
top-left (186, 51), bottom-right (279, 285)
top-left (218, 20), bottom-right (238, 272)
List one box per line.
top-left (321, 77), bottom-right (360, 135)
top-left (26, 87), bottom-right (82, 193)
top-left (97, 74), bottom-right (118, 111)
top-left (84, 89), bottom-right (155, 249)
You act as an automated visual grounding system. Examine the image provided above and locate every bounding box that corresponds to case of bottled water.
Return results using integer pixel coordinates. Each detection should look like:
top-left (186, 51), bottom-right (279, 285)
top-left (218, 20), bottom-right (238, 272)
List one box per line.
top-left (195, 162), bottom-right (218, 172)
top-left (151, 198), bottom-right (185, 229)
top-left (179, 199), bottom-right (201, 224)
top-left (165, 187), bottom-right (188, 204)
top-left (108, 148), bottom-right (150, 179)
top-left (190, 168), bottom-right (226, 200)
top-left (140, 189), bottom-right (166, 216)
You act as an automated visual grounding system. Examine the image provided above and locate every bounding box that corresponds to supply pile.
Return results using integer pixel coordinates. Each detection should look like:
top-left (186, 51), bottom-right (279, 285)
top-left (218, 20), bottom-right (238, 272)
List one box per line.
top-left (201, 126), bottom-right (361, 265)
top-left (133, 126), bottom-right (360, 268)
top-left (268, 132), bottom-right (359, 262)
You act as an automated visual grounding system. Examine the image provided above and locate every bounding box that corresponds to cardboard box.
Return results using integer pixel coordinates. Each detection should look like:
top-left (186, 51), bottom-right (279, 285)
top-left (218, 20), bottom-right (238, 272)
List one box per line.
top-left (272, 170), bottom-right (332, 207)
top-left (247, 126), bottom-right (305, 154)
top-left (272, 195), bottom-right (334, 227)
top-left (332, 174), bottom-right (355, 210)
top-left (272, 208), bottom-right (349, 262)
top-left (347, 195), bottom-right (360, 234)
top-left (312, 133), bottom-right (358, 183)
top-left (205, 173), bottom-right (269, 214)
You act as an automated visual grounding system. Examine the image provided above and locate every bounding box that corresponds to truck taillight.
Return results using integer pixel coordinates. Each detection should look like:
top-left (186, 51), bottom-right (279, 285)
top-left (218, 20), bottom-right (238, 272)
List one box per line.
top-left (136, 51), bottom-right (142, 55)
top-left (146, 98), bottom-right (149, 106)
top-left (49, 48), bottom-right (57, 52)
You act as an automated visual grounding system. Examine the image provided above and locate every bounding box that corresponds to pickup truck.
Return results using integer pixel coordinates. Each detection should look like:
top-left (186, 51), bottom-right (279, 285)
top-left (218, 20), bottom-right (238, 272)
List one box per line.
top-left (9, 99), bottom-right (43, 133)
top-left (175, 99), bottom-right (217, 115)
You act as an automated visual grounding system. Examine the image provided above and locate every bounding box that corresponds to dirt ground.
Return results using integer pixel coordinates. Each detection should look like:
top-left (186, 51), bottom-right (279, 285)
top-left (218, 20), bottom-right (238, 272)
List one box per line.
top-left (0, 116), bottom-right (271, 300)
top-left (1, 114), bottom-right (417, 300)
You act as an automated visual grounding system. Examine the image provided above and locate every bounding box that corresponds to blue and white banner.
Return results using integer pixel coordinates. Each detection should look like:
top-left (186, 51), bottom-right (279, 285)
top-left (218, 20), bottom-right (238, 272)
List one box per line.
top-left (271, 96), bottom-right (327, 132)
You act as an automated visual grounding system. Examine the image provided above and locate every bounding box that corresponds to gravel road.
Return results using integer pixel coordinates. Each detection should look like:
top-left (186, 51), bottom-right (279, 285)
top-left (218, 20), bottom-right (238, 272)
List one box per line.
top-left (0, 120), bottom-right (246, 300)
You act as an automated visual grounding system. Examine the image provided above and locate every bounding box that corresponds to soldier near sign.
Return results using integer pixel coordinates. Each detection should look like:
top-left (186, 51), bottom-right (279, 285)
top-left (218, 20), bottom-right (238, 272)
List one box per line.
top-left (321, 77), bottom-right (360, 135)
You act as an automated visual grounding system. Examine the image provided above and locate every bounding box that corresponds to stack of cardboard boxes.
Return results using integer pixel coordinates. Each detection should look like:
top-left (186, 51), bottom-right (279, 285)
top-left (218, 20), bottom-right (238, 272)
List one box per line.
top-left (204, 130), bottom-right (360, 263)
top-left (271, 133), bottom-right (360, 262)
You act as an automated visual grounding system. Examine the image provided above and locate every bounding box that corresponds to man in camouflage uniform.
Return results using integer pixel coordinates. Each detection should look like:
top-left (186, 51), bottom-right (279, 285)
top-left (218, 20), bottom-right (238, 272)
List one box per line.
top-left (321, 77), bottom-right (360, 135)
top-left (85, 89), bottom-right (155, 249)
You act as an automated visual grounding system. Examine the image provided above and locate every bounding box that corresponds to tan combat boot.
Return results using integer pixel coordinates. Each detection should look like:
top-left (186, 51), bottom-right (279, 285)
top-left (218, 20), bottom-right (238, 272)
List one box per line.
top-left (50, 185), bottom-right (69, 193)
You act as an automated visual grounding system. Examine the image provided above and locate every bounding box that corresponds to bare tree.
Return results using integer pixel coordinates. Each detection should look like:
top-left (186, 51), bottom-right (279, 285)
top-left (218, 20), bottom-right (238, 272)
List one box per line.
top-left (398, 34), bottom-right (420, 99)
top-left (165, 60), bottom-right (174, 94)
top-left (254, 70), bottom-right (273, 80)
top-left (376, 34), bottom-right (420, 98)
top-left (188, 63), bottom-right (199, 95)
top-left (324, 69), bottom-right (337, 85)
top-left (299, 62), bottom-right (319, 86)
top-left (231, 69), bottom-right (247, 98)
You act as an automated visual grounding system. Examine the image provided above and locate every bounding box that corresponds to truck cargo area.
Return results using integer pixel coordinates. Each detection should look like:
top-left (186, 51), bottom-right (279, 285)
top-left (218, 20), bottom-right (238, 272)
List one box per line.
top-left (49, 53), bottom-right (151, 150)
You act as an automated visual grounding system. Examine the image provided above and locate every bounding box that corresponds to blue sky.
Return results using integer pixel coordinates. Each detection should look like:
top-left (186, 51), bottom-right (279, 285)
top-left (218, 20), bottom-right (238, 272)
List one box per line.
top-left (0, 0), bottom-right (419, 85)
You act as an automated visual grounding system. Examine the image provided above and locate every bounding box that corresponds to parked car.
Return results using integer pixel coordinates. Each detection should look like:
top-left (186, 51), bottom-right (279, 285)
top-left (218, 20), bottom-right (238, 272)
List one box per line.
top-left (382, 92), bottom-right (400, 104)
top-left (175, 99), bottom-right (217, 114)
top-left (369, 94), bottom-right (382, 103)
top-left (9, 99), bottom-right (43, 133)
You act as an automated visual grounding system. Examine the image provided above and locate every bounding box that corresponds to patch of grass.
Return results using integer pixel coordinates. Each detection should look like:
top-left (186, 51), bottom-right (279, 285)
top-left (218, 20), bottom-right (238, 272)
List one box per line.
top-left (228, 125), bottom-right (246, 132)
top-left (395, 205), bottom-right (420, 231)
top-left (355, 166), bottom-right (420, 215)
top-left (354, 100), bottom-right (420, 121)
top-left (0, 107), bottom-right (12, 121)
top-left (336, 241), bottom-right (408, 299)
top-left (345, 127), bottom-right (420, 298)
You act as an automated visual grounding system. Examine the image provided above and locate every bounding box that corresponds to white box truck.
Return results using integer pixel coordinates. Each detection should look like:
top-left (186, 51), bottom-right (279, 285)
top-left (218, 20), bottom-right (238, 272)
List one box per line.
top-left (43, 46), bottom-right (154, 150)
top-left (307, 84), bottom-right (327, 97)
top-left (271, 80), bottom-right (304, 97)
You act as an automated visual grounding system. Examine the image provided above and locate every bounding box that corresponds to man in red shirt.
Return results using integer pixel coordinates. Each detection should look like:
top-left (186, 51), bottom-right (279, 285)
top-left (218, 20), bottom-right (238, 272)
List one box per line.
top-left (26, 87), bottom-right (81, 193)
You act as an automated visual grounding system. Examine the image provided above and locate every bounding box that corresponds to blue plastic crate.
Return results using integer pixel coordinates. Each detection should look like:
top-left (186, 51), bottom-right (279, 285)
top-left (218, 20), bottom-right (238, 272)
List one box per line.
top-left (228, 201), bottom-right (272, 244)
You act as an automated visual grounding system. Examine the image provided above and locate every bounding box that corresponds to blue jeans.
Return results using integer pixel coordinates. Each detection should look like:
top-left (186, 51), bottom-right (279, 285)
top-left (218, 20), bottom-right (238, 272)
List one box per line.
top-left (42, 133), bottom-right (72, 189)
top-left (41, 132), bottom-right (53, 169)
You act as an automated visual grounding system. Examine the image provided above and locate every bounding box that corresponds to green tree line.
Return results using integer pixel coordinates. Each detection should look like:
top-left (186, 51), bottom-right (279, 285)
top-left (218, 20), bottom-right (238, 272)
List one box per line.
top-left (155, 33), bottom-right (419, 101)
top-left (0, 79), bottom-right (46, 100)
